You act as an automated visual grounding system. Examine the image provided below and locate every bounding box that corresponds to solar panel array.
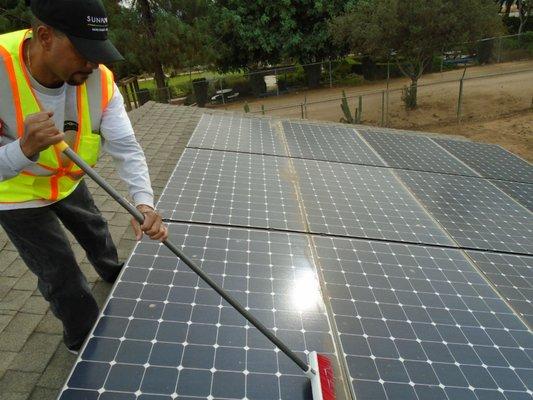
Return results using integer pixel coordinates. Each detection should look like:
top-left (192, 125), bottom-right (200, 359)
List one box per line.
top-left (283, 122), bottom-right (386, 166)
top-left (397, 171), bottom-right (533, 254)
top-left (359, 129), bottom-right (479, 176)
top-left (293, 159), bottom-right (455, 246)
top-left (490, 180), bottom-right (533, 212)
top-left (61, 118), bottom-right (532, 400)
top-left (434, 139), bottom-right (533, 184)
top-left (156, 149), bottom-right (305, 232)
top-left (188, 114), bottom-right (287, 156)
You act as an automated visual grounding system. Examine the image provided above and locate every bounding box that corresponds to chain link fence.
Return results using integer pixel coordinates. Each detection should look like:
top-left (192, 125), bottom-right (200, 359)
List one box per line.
top-left (124, 33), bottom-right (533, 115)
top-left (246, 68), bottom-right (532, 129)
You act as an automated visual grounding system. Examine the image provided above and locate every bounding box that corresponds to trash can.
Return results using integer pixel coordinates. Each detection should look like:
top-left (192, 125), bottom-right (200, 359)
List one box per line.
top-left (193, 78), bottom-right (209, 107)
top-left (137, 89), bottom-right (151, 105)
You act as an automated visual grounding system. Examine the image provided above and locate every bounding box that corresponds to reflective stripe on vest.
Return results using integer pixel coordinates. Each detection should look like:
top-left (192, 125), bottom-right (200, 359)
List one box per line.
top-left (0, 29), bottom-right (114, 203)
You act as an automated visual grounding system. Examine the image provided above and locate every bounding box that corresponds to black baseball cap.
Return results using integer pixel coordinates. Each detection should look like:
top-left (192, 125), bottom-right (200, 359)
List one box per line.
top-left (28, 0), bottom-right (124, 64)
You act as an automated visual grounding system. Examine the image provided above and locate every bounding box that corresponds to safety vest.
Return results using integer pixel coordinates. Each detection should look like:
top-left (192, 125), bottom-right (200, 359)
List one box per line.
top-left (0, 29), bottom-right (114, 204)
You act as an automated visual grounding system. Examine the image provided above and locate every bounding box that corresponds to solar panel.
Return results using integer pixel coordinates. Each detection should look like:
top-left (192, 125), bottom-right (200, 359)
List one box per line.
top-left (490, 181), bottom-right (533, 212)
top-left (397, 171), bottom-right (533, 254)
top-left (187, 114), bottom-right (287, 156)
top-left (60, 223), bottom-right (346, 400)
top-left (466, 251), bottom-right (533, 329)
top-left (433, 139), bottom-right (533, 184)
top-left (313, 235), bottom-right (533, 400)
top-left (282, 121), bottom-right (386, 166)
top-left (293, 159), bottom-right (456, 246)
top-left (359, 129), bottom-right (479, 176)
top-left (157, 149), bottom-right (305, 232)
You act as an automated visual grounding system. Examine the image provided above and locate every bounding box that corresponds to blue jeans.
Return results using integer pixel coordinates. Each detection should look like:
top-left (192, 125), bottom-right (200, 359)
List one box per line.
top-left (0, 180), bottom-right (123, 350)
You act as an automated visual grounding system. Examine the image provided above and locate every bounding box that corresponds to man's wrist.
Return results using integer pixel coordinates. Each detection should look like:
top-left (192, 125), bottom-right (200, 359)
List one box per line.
top-left (19, 140), bottom-right (36, 159)
top-left (136, 204), bottom-right (154, 213)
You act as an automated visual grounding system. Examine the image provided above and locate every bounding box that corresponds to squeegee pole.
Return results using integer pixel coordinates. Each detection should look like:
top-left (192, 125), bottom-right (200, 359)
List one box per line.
top-left (60, 143), bottom-right (311, 374)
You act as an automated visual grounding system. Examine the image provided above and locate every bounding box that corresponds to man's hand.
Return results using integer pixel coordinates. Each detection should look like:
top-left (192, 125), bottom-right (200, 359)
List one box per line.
top-left (131, 204), bottom-right (168, 242)
top-left (20, 111), bottom-right (65, 158)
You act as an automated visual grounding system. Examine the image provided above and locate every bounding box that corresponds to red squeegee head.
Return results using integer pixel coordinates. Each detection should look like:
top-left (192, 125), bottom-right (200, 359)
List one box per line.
top-left (308, 351), bottom-right (336, 400)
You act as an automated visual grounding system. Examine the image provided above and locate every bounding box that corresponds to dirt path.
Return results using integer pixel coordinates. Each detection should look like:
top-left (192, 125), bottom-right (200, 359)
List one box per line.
top-left (214, 60), bottom-right (533, 162)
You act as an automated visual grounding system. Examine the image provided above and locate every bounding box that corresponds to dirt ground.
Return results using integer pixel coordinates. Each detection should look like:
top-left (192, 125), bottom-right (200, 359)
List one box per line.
top-left (214, 60), bottom-right (533, 162)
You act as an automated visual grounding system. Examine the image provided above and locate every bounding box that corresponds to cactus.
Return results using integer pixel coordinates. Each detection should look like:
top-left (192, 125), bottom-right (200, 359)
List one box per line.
top-left (340, 91), bottom-right (362, 124)
top-left (340, 90), bottom-right (355, 124)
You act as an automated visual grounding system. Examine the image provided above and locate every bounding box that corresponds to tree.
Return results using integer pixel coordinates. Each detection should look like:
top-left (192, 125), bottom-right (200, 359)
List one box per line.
top-left (497, 0), bottom-right (514, 17)
top-left (517, 0), bottom-right (532, 34)
top-left (105, 0), bottom-right (214, 91)
top-left (212, 1), bottom-right (293, 71)
top-left (281, 1), bottom-right (348, 87)
top-left (0, 0), bottom-right (31, 33)
top-left (496, 0), bottom-right (532, 33)
top-left (331, 0), bottom-right (503, 108)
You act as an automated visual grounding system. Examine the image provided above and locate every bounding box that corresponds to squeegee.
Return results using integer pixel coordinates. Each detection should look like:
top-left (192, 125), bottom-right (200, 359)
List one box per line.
top-left (55, 140), bottom-right (336, 400)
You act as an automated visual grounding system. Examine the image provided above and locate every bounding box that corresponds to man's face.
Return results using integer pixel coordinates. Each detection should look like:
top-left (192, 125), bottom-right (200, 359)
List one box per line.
top-left (39, 27), bottom-right (99, 86)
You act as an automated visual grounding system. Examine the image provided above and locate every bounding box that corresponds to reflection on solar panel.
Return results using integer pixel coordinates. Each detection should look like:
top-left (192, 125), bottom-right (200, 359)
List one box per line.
top-left (283, 121), bottom-right (386, 166)
top-left (293, 159), bottom-right (455, 246)
top-left (61, 223), bottom-right (344, 400)
top-left (490, 180), bottom-right (533, 212)
top-left (434, 139), bottom-right (533, 184)
top-left (397, 170), bottom-right (533, 254)
top-left (313, 235), bottom-right (533, 400)
top-left (157, 149), bottom-right (305, 231)
top-left (188, 114), bottom-right (287, 156)
top-left (359, 129), bottom-right (479, 176)
top-left (466, 251), bottom-right (533, 329)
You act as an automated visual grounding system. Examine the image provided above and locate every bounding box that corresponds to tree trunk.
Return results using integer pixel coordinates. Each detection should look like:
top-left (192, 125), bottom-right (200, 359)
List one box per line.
top-left (517, 3), bottom-right (531, 35)
top-left (504, 2), bottom-right (512, 18)
top-left (137, 0), bottom-right (166, 92)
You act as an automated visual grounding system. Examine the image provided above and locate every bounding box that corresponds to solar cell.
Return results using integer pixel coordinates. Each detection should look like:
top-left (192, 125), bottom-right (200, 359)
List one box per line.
top-left (60, 223), bottom-right (345, 400)
top-left (293, 159), bottom-right (456, 246)
top-left (433, 139), bottom-right (533, 184)
top-left (490, 181), bottom-right (533, 212)
top-left (157, 149), bottom-right (305, 231)
top-left (466, 251), bottom-right (533, 329)
top-left (359, 129), bottom-right (479, 176)
top-left (282, 121), bottom-right (386, 166)
top-left (397, 171), bottom-right (533, 254)
top-left (188, 114), bottom-right (287, 156)
top-left (313, 235), bottom-right (533, 400)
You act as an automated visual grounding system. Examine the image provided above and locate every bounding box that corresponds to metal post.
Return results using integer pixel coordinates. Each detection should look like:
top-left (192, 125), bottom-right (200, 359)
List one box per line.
top-left (275, 69), bottom-right (279, 96)
top-left (497, 36), bottom-right (502, 63)
top-left (301, 104), bottom-right (304, 119)
top-left (329, 60), bottom-right (333, 88)
top-left (457, 66), bottom-right (467, 123)
top-left (219, 79), bottom-right (225, 105)
top-left (358, 95), bottom-right (363, 122)
top-left (457, 79), bottom-right (464, 123)
top-left (440, 48), bottom-right (444, 77)
top-left (386, 59), bottom-right (391, 126)
top-left (261, 105), bottom-right (265, 115)
top-left (381, 91), bottom-right (385, 126)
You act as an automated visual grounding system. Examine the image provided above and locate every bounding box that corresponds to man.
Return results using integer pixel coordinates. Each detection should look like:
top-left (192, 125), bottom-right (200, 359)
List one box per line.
top-left (0, 0), bottom-right (168, 353)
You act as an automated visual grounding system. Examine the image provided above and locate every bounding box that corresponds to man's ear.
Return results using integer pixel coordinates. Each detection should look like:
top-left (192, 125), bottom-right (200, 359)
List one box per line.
top-left (34, 25), bottom-right (55, 51)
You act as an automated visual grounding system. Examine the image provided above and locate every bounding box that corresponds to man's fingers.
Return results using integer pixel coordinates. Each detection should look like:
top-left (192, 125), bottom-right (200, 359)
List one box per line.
top-left (146, 218), bottom-right (162, 237)
top-left (29, 119), bottom-right (56, 133)
top-left (130, 218), bottom-right (143, 241)
top-left (26, 111), bottom-right (54, 124)
top-left (140, 212), bottom-right (156, 230)
top-left (151, 226), bottom-right (167, 242)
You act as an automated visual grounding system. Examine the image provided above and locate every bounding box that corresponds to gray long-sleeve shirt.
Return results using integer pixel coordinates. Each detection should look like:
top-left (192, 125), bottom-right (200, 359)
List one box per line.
top-left (0, 75), bottom-right (154, 210)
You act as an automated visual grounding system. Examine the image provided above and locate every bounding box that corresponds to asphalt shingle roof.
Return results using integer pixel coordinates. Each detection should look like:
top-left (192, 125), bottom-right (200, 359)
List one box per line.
top-left (0, 102), bottom-right (201, 400)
